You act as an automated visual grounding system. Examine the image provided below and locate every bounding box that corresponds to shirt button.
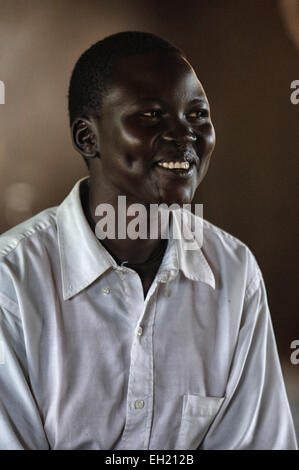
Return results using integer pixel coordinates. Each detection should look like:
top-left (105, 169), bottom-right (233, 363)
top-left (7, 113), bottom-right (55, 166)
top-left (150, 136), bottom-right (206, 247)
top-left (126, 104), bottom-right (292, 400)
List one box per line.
top-left (164, 289), bottom-right (170, 297)
top-left (137, 326), bottom-right (143, 336)
top-left (101, 286), bottom-right (110, 295)
top-left (134, 399), bottom-right (145, 409)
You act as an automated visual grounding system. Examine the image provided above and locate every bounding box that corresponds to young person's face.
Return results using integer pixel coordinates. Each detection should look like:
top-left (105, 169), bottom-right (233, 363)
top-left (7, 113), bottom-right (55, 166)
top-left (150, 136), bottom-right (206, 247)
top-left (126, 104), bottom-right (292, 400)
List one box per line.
top-left (91, 52), bottom-right (215, 206)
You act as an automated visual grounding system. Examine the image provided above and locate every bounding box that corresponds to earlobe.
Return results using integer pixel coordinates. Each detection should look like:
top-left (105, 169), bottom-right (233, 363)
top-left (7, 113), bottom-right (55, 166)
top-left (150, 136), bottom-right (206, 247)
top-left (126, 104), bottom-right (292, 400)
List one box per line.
top-left (71, 118), bottom-right (100, 159)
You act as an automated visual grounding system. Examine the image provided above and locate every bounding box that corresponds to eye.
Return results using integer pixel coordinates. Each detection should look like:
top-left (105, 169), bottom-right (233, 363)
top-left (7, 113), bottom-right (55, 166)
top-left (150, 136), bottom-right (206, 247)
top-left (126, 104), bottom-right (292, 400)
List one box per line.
top-left (140, 109), bottom-right (163, 119)
top-left (188, 109), bottom-right (209, 119)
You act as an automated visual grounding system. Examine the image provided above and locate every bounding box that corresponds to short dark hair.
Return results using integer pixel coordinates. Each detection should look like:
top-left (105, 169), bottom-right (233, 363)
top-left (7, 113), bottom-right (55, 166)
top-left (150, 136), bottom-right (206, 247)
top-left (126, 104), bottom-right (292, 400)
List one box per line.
top-left (68, 31), bottom-right (183, 127)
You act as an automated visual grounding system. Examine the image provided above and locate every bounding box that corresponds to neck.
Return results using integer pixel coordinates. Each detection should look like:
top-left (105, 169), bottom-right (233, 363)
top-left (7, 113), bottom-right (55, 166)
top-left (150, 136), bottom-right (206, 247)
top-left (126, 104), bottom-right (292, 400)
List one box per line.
top-left (81, 178), bottom-right (169, 266)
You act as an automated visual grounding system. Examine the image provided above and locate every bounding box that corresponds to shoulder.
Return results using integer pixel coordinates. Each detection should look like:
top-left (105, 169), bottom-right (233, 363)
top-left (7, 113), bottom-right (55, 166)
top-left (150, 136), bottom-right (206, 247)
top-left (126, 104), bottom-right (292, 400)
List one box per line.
top-left (0, 207), bottom-right (58, 259)
top-left (184, 211), bottom-right (263, 295)
top-left (0, 207), bottom-right (58, 310)
top-left (201, 217), bottom-right (250, 253)
top-left (181, 208), bottom-right (254, 254)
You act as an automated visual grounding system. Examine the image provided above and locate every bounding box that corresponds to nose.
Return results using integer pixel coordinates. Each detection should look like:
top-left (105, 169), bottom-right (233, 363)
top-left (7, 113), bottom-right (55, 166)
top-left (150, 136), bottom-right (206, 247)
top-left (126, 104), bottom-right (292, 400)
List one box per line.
top-left (161, 119), bottom-right (197, 143)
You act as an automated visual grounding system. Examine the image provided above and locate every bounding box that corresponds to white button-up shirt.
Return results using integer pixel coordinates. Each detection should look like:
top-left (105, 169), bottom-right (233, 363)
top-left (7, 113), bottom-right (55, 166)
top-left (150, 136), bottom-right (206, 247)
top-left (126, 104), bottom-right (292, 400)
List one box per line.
top-left (0, 178), bottom-right (297, 450)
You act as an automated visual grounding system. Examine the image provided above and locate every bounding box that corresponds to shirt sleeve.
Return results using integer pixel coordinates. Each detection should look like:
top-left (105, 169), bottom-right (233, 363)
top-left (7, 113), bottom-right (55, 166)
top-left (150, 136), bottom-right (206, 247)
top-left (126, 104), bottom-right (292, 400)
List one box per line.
top-left (200, 263), bottom-right (298, 450)
top-left (0, 295), bottom-right (49, 449)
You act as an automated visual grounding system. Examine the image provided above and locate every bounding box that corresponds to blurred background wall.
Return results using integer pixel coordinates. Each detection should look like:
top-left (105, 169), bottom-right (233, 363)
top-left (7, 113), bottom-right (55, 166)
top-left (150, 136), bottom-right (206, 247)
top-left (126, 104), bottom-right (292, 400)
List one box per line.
top-left (0, 0), bottom-right (298, 442)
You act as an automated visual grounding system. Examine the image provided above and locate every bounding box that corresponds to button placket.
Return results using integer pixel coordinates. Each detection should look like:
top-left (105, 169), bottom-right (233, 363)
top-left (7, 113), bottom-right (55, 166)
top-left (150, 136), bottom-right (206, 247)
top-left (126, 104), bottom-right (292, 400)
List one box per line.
top-left (119, 283), bottom-right (158, 450)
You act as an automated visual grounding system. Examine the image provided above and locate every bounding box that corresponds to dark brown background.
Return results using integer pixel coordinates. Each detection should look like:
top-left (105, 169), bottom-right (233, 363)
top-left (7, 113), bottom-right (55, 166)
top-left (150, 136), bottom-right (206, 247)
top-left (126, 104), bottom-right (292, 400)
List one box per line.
top-left (0, 0), bottom-right (298, 439)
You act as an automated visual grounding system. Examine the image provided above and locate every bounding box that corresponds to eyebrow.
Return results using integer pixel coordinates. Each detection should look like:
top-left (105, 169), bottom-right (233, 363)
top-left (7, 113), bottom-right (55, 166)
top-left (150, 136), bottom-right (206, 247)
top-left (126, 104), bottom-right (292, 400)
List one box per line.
top-left (132, 97), bottom-right (166, 105)
top-left (188, 98), bottom-right (208, 106)
top-left (133, 97), bottom-right (208, 106)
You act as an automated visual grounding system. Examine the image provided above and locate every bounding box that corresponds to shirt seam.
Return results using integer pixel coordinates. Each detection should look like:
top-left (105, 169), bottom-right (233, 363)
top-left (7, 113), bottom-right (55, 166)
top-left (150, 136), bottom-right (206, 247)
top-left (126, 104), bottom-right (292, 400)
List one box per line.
top-left (0, 292), bottom-right (21, 320)
top-left (202, 218), bottom-right (248, 247)
top-left (0, 216), bottom-right (56, 260)
top-left (244, 247), bottom-right (263, 301)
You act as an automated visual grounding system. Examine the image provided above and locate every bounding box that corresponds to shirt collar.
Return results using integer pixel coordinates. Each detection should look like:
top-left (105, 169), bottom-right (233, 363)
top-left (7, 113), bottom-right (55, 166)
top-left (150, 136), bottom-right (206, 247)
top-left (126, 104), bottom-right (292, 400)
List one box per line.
top-left (57, 177), bottom-right (117, 300)
top-left (157, 209), bottom-right (215, 288)
top-left (57, 178), bottom-right (215, 300)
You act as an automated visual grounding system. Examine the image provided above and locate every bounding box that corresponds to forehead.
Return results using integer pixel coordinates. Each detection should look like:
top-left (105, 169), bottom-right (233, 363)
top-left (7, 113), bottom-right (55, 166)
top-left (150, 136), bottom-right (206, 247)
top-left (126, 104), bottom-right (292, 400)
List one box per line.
top-left (104, 53), bottom-right (207, 106)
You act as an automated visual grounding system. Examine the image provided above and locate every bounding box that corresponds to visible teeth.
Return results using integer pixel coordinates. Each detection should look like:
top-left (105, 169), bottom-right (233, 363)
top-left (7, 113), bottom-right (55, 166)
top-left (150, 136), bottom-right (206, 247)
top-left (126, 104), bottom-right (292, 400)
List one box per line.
top-left (158, 161), bottom-right (190, 170)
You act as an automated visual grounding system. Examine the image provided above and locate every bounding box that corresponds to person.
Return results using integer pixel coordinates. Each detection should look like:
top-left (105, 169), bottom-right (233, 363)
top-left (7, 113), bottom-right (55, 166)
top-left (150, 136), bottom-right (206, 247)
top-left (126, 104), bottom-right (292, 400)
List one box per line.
top-left (0, 31), bottom-right (297, 450)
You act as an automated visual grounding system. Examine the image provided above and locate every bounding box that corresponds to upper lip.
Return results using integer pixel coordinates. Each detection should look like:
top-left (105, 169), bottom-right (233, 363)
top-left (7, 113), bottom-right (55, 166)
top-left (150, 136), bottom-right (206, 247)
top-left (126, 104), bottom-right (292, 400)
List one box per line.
top-left (154, 153), bottom-right (198, 166)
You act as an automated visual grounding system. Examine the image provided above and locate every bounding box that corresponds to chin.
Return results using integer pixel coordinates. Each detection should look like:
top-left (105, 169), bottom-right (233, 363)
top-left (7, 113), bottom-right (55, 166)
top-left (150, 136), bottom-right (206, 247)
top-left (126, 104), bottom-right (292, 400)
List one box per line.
top-left (157, 192), bottom-right (194, 207)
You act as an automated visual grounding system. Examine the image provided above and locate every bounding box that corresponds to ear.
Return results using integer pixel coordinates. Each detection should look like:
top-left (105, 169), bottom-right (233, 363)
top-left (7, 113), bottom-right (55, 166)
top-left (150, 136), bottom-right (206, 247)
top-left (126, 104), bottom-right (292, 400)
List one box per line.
top-left (71, 118), bottom-right (100, 160)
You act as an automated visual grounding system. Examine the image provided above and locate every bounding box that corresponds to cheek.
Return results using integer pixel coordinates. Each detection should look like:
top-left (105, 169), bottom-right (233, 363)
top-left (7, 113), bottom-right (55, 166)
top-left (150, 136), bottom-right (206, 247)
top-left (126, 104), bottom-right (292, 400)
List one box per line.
top-left (120, 118), bottom-right (157, 150)
top-left (196, 124), bottom-right (215, 182)
top-left (199, 123), bottom-right (216, 154)
top-left (115, 131), bottom-right (152, 168)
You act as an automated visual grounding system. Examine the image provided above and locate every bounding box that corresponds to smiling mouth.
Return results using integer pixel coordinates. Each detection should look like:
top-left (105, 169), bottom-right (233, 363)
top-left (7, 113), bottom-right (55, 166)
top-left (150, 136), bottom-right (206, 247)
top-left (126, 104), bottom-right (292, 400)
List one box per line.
top-left (155, 159), bottom-right (196, 179)
top-left (157, 161), bottom-right (190, 170)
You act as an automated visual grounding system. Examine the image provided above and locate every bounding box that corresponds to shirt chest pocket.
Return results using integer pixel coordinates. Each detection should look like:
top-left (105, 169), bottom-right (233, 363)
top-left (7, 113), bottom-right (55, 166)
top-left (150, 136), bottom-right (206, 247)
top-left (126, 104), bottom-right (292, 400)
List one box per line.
top-left (176, 394), bottom-right (225, 450)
